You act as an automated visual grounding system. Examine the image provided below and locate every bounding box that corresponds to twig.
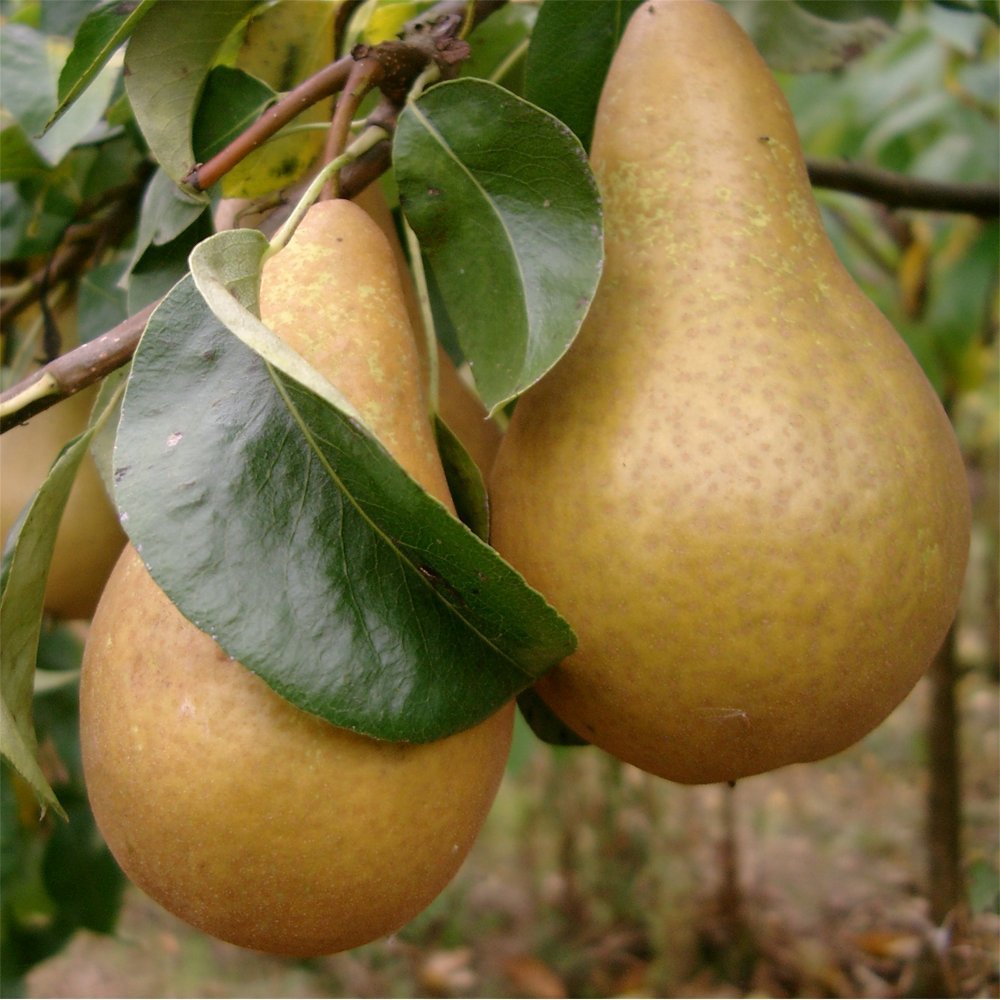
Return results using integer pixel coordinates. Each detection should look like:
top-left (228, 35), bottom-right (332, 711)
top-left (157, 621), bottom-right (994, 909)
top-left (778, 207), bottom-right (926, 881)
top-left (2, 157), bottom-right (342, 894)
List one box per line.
top-left (184, 6), bottom-right (480, 195)
top-left (320, 57), bottom-right (385, 200)
top-left (807, 157), bottom-right (999, 219)
top-left (184, 57), bottom-right (354, 191)
top-left (0, 302), bottom-right (156, 433)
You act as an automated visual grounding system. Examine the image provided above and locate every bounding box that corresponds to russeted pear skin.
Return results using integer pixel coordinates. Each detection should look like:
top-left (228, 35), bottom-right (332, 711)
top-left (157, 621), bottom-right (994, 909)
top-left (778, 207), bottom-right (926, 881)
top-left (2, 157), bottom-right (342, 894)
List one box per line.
top-left (81, 199), bottom-right (513, 956)
top-left (488, 0), bottom-right (971, 785)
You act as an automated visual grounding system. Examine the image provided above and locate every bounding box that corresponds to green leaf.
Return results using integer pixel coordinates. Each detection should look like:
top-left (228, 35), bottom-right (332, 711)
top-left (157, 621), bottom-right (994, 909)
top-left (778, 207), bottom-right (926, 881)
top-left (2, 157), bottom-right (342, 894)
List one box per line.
top-left (78, 259), bottom-right (129, 343)
top-left (523, 0), bottom-right (641, 150)
top-left (796, 1), bottom-right (903, 24)
top-left (723, 0), bottom-right (895, 72)
top-left (124, 197), bottom-right (214, 315)
top-left (34, 47), bottom-right (121, 166)
top-left (114, 235), bottom-right (575, 743)
top-left (123, 0), bottom-right (258, 182)
top-left (1, 649), bottom-right (126, 986)
top-left (0, 23), bottom-right (56, 138)
top-left (0, 122), bottom-right (49, 184)
top-left (461, 2), bottom-right (537, 88)
top-left (394, 78), bottom-right (603, 414)
top-left (192, 65), bottom-right (276, 164)
top-left (0, 389), bottom-right (120, 820)
top-left (53, 0), bottom-right (156, 128)
top-left (516, 688), bottom-right (588, 747)
top-left (434, 415), bottom-right (490, 542)
top-left (127, 168), bottom-right (208, 266)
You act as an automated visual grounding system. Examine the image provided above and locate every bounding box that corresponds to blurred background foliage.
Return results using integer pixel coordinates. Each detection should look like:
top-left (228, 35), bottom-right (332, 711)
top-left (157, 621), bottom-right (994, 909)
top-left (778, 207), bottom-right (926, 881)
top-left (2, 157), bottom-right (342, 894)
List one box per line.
top-left (0, 0), bottom-right (996, 997)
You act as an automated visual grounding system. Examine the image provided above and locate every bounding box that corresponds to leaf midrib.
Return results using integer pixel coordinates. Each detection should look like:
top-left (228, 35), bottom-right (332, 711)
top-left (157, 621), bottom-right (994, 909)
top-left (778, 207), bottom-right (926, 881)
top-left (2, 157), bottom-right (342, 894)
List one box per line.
top-left (270, 369), bottom-right (539, 680)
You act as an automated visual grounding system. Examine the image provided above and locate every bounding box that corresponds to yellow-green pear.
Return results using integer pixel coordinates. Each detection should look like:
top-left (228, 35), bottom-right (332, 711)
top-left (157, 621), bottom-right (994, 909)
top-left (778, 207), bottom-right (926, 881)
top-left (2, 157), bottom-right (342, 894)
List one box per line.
top-left (81, 198), bottom-right (513, 956)
top-left (488, 0), bottom-right (971, 785)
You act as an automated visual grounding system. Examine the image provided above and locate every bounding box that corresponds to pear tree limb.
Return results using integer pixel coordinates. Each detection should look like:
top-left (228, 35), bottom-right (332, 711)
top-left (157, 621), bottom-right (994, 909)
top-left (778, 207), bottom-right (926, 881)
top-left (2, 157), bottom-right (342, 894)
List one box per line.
top-left (182, 57), bottom-right (354, 192)
top-left (807, 157), bottom-right (999, 219)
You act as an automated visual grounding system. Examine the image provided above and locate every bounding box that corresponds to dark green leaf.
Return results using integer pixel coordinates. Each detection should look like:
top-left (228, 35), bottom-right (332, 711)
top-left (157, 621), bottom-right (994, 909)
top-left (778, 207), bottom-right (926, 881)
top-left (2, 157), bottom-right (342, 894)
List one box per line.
top-left (192, 65), bottom-right (276, 164)
top-left (78, 259), bottom-right (129, 343)
top-left (54, 0), bottom-right (155, 126)
top-left (933, 0), bottom-right (1000, 23)
top-left (125, 208), bottom-right (214, 315)
top-left (125, 168), bottom-right (208, 279)
top-left (461, 2), bottom-right (537, 89)
top-left (0, 181), bottom-right (77, 262)
top-left (435, 415), bottom-right (490, 542)
top-left (516, 688), bottom-right (588, 747)
top-left (796, 1), bottom-right (903, 24)
top-left (523, 0), bottom-right (641, 150)
top-left (394, 78), bottom-right (603, 414)
top-left (0, 124), bottom-right (49, 184)
top-left (123, 0), bottom-right (258, 182)
top-left (41, 0), bottom-right (97, 38)
top-left (115, 240), bottom-right (574, 743)
top-left (1, 657), bottom-right (126, 986)
top-left (35, 62), bottom-right (120, 166)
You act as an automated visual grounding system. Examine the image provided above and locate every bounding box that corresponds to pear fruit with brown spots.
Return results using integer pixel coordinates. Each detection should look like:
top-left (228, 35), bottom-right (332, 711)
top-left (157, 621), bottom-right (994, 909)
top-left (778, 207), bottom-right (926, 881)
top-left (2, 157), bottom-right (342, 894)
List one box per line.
top-left (488, 0), bottom-right (970, 784)
top-left (81, 199), bottom-right (513, 956)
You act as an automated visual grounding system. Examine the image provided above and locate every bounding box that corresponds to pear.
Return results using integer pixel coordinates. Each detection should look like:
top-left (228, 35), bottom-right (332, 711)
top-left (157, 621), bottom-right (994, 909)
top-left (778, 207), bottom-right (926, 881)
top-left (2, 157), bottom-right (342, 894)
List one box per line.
top-left (81, 198), bottom-right (513, 955)
top-left (1, 299), bottom-right (126, 620)
top-left (488, 0), bottom-right (971, 785)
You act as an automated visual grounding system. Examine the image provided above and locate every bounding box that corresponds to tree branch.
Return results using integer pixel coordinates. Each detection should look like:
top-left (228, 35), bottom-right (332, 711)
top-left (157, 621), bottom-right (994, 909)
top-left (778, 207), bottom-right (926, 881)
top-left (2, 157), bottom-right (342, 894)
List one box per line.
top-left (0, 302), bottom-right (156, 433)
top-left (184, 57), bottom-right (354, 191)
top-left (807, 157), bottom-right (999, 219)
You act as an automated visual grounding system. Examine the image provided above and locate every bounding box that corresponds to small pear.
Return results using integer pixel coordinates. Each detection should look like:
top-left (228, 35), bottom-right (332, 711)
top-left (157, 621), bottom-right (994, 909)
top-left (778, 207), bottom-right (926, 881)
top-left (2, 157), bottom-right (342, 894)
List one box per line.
top-left (1, 299), bottom-right (126, 620)
top-left (488, 0), bottom-right (970, 784)
top-left (81, 198), bottom-right (513, 955)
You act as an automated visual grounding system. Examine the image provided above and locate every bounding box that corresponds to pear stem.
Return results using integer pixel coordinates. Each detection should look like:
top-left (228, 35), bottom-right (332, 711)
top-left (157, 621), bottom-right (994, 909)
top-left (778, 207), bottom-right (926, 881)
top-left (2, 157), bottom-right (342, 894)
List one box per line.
top-left (403, 218), bottom-right (440, 415)
top-left (320, 58), bottom-right (385, 201)
top-left (265, 125), bottom-right (391, 259)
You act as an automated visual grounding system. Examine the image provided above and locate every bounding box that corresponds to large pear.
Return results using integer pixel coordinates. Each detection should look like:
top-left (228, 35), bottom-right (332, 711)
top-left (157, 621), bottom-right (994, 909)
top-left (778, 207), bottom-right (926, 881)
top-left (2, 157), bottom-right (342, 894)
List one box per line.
top-left (488, 0), bottom-right (970, 785)
top-left (82, 199), bottom-right (513, 955)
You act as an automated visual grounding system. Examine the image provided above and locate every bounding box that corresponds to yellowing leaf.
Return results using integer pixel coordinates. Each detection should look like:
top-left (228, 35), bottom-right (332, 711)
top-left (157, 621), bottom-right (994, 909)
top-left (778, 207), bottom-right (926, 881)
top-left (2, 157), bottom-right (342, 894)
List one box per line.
top-left (221, 0), bottom-right (342, 198)
top-left (362, 0), bottom-right (422, 43)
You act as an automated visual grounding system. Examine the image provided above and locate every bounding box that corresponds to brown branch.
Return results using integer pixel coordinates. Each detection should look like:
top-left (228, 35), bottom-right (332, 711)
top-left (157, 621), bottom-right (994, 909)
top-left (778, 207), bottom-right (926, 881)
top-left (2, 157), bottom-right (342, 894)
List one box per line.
top-left (808, 157), bottom-right (999, 219)
top-left (184, 57), bottom-right (355, 191)
top-left (0, 302), bottom-right (156, 433)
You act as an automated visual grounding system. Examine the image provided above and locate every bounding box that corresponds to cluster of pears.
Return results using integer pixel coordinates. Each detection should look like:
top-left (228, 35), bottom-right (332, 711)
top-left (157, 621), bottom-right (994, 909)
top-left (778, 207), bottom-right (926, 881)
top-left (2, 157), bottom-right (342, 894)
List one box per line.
top-left (490, 0), bottom-right (971, 785)
top-left (79, 197), bottom-right (510, 957)
top-left (75, 0), bottom-right (971, 961)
